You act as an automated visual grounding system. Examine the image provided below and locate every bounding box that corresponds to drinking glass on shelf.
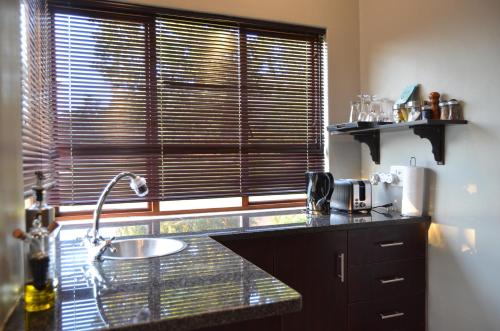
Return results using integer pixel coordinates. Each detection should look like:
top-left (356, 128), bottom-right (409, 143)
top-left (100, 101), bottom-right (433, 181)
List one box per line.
top-left (357, 94), bottom-right (371, 122)
top-left (357, 108), bottom-right (368, 121)
top-left (349, 101), bottom-right (360, 122)
top-left (365, 109), bottom-right (377, 122)
top-left (379, 98), bottom-right (394, 123)
top-left (367, 96), bottom-right (382, 122)
top-left (358, 94), bottom-right (370, 113)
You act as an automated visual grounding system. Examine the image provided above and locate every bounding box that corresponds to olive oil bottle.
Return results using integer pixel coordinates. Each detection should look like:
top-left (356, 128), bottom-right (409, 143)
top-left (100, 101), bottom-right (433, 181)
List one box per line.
top-left (24, 282), bottom-right (55, 312)
top-left (13, 217), bottom-right (57, 312)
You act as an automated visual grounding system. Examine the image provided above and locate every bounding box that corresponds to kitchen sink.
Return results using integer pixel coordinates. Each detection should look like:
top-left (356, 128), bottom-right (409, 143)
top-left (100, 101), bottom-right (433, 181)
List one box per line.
top-left (100, 238), bottom-right (187, 260)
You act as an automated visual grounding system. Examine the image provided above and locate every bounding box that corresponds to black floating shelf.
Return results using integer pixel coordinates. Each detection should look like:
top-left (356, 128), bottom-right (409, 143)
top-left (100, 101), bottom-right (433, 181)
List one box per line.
top-left (327, 119), bottom-right (468, 165)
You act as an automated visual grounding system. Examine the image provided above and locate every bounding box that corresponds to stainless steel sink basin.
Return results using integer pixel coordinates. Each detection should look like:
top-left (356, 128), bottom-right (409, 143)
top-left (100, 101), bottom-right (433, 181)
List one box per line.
top-left (101, 238), bottom-right (187, 260)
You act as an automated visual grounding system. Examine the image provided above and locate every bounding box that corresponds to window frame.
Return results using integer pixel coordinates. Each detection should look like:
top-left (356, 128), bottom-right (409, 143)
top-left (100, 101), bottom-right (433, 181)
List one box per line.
top-left (46, 0), bottom-right (325, 220)
top-left (55, 198), bottom-right (306, 221)
top-left (48, 0), bottom-right (325, 36)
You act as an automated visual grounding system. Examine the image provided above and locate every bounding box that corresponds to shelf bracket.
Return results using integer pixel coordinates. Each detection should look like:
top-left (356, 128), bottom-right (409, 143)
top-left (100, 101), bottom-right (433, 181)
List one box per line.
top-left (353, 131), bottom-right (380, 164)
top-left (412, 125), bottom-right (445, 165)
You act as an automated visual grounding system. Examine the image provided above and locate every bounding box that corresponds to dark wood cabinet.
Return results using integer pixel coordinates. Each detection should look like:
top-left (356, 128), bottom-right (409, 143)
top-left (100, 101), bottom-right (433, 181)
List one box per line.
top-left (197, 316), bottom-right (282, 331)
top-left (348, 294), bottom-right (425, 331)
top-left (348, 258), bottom-right (425, 303)
top-left (218, 237), bottom-right (276, 276)
top-left (347, 223), bottom-right (428, 331)
top-left (274, 231), bottom-right (348, 331)
top-left (216, 222), bottom-right (429, 331)
top-left (218, 231), bottom-right (348, 331)
top-left (348, 223), bottom-right (427, 266)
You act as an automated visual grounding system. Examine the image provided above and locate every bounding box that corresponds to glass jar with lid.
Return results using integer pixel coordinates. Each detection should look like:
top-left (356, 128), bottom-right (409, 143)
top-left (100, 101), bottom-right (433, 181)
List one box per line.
top-left (447, 99), bottom-right (462, 120)
top-left (392, 103), bottom-right (407, 123)
top-left (439, 101), bottom-right (450, 120)
top-left (406, 100), bottom-right (422, 121)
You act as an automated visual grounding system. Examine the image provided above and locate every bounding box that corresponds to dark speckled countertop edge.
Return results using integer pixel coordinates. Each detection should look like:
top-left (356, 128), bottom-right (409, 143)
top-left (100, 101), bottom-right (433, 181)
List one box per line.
top-left (1, 290), bottom-right (302, 331)
top-left (5, 278), bottom-right (302, 331)
top-left (127, 212), bottom-right (431, 242)
top-left (111, 297), bottom-right (301, 331)
top-left (212, 216), bottom-right (431, 241)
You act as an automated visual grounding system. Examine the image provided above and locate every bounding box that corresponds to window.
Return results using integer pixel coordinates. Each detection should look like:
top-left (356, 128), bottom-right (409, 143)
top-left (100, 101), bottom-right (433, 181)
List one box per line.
top-left (22, 0), bottom-right (326, 214)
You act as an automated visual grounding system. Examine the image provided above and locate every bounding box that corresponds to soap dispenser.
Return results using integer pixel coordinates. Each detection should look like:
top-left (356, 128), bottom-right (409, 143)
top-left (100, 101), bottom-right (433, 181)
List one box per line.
top-left (26, 171), bottom-right (55, 230)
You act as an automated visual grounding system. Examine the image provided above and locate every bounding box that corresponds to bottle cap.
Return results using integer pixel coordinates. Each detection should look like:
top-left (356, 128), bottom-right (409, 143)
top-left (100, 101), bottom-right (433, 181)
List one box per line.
top-left (12, 228), bottom-right (28, 241)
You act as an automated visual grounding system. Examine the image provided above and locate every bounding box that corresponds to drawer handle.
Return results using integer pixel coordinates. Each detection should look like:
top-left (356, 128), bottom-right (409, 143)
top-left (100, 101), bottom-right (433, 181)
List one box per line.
top-left (337, 253), bottom-right (345, 283)
top-left (380, 276), bottom-right (405, 284)
top-left (379, 241), bottom-right (404, 248)
top-left (380, 311), bottom-right (405, 320)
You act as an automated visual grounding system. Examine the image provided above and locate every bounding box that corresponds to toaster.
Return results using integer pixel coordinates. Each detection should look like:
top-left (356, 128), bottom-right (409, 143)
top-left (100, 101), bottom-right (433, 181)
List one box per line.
top-left (331, 179), bottom-right (372, 213)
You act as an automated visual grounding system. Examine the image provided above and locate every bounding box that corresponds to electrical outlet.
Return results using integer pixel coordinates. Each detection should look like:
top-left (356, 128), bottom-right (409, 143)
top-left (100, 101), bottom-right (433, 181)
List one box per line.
top-left (389, 166), bottom-right (406, 187)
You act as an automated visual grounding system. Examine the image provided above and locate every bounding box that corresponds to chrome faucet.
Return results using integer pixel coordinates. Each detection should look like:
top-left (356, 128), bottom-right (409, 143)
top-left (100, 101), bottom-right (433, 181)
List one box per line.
top-left (85, 172), bottom-right (149, 261)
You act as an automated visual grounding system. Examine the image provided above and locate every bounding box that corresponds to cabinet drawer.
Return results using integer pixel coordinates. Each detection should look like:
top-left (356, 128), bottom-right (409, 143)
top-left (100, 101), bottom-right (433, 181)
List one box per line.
top-left (348, 223), bottom-right (427, 266)
top-left (348, 294), bottom-right (425, 331)
top-left (349, 259), bottom-right (425, 303)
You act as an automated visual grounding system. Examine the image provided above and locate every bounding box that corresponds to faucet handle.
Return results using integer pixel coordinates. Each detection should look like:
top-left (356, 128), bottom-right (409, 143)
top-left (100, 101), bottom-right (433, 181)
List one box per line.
top-left (102, 236), bottom-right (116, 249)
top-left (106, 238), bottom-right (117, 253)
top-left (98, 235), bottom-right (115, 243)
top-left (93, 236), bottom-right (116, 261)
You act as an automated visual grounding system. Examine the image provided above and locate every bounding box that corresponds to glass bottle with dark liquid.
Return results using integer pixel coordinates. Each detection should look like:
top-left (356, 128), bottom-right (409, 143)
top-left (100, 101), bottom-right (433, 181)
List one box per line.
top-left (23, 218), bottom-right (56, 312)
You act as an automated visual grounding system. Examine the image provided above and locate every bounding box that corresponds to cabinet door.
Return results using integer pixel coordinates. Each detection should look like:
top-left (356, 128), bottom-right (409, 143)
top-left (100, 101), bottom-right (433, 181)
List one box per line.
top-left (198, 316), bottom-right (282, 331)
top-left (216, 237), bottom-right (275, 276)
top-left (275, 231), bottom-right (348, 331)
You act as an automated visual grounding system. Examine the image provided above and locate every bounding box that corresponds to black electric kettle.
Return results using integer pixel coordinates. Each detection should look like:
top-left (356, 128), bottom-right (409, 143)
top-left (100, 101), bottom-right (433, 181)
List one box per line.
top-left (305, 171), bottom-right (334, 215)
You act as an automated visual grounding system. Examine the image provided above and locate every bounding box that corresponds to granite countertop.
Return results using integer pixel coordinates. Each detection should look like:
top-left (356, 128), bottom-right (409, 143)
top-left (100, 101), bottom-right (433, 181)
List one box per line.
top-left (7, 208), bottom-right (430, 331)
top-left (54, 208), bottom-right (430, 242)
top-left (8, 236), bottom-right (301, 331)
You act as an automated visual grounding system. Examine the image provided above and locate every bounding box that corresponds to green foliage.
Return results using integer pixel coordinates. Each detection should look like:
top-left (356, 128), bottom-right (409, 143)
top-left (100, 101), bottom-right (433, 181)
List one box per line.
top-left (160, 217), bottom-right (241, 234)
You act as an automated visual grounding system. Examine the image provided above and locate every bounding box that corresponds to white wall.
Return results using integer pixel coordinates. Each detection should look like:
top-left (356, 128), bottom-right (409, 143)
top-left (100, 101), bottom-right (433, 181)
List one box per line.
top-left (124, 0), bottom-right (362, 178)
top-left (0, 0), bottom-right (24, 326)
top-left (359, 0), bottom-right (500, 330)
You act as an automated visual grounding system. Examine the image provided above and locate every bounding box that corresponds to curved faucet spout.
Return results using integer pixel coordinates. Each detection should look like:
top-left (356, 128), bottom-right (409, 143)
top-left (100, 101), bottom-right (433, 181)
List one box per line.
top-left (91, 172), bottom-right (148, 245)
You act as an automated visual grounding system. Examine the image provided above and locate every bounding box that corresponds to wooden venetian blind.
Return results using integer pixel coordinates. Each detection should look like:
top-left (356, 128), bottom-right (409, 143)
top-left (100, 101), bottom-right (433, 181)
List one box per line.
top-left (21, 0), bottom-right (54, 195)
top-left (155, 18), bottom-right (324, 199)
top-left (155, 17), bottom-right (242, 199)
top-left (242, 30), bottom-right (325, 195)
top-left (51, 10), bottom-right (157, 205)
top-left (37, 2), bottom-right (325, 205)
